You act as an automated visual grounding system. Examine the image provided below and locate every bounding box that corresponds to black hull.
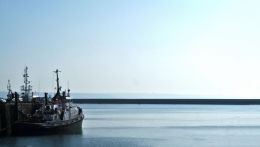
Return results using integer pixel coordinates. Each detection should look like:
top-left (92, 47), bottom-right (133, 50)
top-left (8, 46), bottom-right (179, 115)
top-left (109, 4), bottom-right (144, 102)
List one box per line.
top-left (12, 114), bottom-right (84, 135)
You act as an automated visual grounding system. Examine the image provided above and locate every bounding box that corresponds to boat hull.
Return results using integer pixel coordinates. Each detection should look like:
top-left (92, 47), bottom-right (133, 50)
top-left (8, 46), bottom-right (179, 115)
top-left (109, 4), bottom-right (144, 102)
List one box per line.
top-left (12, 114), bottom-right (84, 135)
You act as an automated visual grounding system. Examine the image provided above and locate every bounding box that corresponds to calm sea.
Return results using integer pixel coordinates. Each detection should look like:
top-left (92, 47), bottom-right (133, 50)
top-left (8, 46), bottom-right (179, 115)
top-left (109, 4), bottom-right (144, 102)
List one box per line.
top-left (2, 104), bottom-right (260, 147)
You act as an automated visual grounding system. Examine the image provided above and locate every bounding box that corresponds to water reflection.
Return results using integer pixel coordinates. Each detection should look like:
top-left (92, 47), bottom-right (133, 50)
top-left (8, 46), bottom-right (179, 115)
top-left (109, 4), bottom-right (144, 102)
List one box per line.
top-left (2, 104), bottom-right (260, 147)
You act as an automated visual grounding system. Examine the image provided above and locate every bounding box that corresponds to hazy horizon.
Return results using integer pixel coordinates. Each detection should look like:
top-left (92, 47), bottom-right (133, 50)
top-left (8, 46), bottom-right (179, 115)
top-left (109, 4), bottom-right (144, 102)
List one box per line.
top-left (1, 91), bottom-right (259, 99)
top-left (1, 1), bottom-right (260, 98)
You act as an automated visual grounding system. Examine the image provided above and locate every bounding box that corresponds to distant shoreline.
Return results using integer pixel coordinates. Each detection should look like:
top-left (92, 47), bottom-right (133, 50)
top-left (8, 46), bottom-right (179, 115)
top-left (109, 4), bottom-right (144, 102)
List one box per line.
top-left (72, 99), bottom-right (260, 105)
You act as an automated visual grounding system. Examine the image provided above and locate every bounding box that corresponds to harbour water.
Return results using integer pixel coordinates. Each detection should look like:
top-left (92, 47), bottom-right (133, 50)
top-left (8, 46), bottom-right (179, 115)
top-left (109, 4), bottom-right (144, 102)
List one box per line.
top-left (2, 104), bottom-right (260, 147)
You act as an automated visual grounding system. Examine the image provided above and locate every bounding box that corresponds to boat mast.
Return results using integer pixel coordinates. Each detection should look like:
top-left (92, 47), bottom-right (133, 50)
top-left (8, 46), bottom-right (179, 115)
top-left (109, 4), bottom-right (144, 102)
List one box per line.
top-left (21, 66), bottom-right (32, 102)
top-left (7, 80), bottom-right (12, 99)
top-left (67, 81), bottom-right (70, 97)
top-left (54, 69), bottom-right (61, 95)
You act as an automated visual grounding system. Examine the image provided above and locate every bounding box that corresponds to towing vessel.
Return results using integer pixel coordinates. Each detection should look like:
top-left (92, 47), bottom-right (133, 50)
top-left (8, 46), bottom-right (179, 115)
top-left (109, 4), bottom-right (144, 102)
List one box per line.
top-left (6, 67), bottom-right (84, 134)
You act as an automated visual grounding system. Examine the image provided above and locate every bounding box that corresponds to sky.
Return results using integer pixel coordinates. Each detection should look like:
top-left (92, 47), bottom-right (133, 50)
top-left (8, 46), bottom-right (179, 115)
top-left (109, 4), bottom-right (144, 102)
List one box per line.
top-left (1, 0), bottom-right (260, 97)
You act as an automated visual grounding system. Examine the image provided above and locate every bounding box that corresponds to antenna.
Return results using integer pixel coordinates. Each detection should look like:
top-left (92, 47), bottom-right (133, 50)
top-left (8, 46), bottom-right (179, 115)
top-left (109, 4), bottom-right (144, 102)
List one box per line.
top-left (52, 71), bottom-right (55, 94)
top-left (38, 81), bottom-right (41, 96)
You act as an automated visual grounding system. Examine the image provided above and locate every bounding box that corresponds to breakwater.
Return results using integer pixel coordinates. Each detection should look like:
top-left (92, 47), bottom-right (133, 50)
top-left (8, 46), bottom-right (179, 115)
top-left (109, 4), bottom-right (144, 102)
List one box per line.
top-left (72, 98), bottom-right (260, 105)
